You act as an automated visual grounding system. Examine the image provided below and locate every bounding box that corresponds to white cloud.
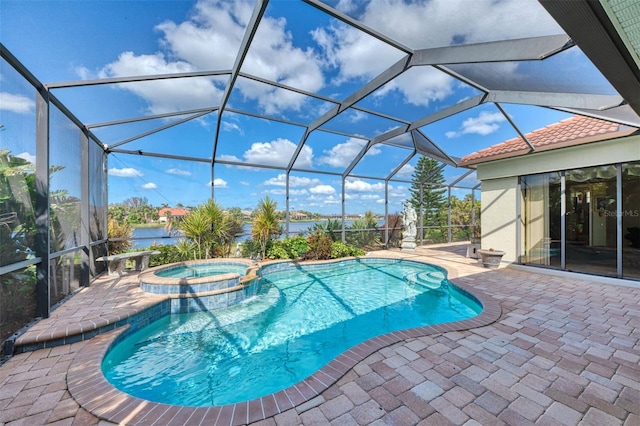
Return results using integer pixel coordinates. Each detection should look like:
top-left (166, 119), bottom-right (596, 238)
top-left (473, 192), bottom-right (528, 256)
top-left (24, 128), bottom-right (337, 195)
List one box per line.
top-left (446, 111), bottom-right (506, 138)
top-left (345, 179), bottom-right (385, 193)
top-left (318, 138), bottom-right (370, 168)
top-left (15, 152), bottom-right (36, 164)
top-left (221, 121), bottom-right (243, 133)
top-left (166, 168), bottom-right (191, 176)
top-left (317, 0), bottom-right (560, 106)
top-left (361, 194), bottom-right (381, 200)
top-left (389, 185), bottom-right (409, 199)
top-left (209, 178), bottom-right (228, 188)
top-left (353, 0), bottom-right (562, 49)
top-left (217, 154), bottom-right (242, 163)
top-left (243, 138), bottom-right (312, 168)
top-left (396, 164), bottom-right (414, 178)
top-left (108, 167), bottom-right (143, 177)
top-left (142, 182), bottom-right (158, 189)
top-left (0, 92), bottom-right (35, 114)
top-left (309, 194), bottom-right (340, 204)
top-left (375, 68), bottom-right (455, 107)
top-left (347, 110), bottom-right (368, 123)
top-left (268, 188), bottom-right (309, 196)
top-left (156, 0), bottom-right (252, 70)
top-left (239, 181), bottom-right (250, 186)
top-left (309, 185), bottom-right (336, 195)
top-left (263, 173), bottom-right (321, 187)
top-left (311, 23), bottom-right (405, 85)
top-left (99, 51), bottom-right (225, 115)
top-left (95, 0), bottom-right (326, 116)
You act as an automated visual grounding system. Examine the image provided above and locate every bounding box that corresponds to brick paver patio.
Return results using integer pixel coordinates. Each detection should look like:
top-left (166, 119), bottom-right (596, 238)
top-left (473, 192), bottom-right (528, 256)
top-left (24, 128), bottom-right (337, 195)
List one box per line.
top-left (0, 243), bottom-right (638, 425)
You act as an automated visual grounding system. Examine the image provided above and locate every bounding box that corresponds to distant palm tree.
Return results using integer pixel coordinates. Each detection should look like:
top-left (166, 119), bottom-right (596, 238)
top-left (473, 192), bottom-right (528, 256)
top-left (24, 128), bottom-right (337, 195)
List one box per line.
top-left (252, 196), bottom-right (281, 259)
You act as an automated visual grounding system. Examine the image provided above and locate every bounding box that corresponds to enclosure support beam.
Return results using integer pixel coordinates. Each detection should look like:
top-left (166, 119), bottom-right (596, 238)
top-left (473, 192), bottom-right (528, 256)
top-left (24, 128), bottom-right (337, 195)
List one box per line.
top-left (80, 131), bottom-right (90, 287)
top-left (35, 89), bottom-right (51, 318)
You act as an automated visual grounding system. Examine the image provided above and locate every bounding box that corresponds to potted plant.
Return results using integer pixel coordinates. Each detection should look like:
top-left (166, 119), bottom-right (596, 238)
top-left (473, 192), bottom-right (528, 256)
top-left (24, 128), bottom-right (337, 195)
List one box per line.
top-left (598, 207), bottom-right (605, 217)
top-left (477, 248), bottom-right (505, 268)
top-left (576, 223), bottom-right (584, 234)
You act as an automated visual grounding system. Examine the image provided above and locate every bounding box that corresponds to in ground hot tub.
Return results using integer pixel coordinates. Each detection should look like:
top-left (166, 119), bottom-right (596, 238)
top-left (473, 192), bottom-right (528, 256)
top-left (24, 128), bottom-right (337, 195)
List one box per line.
top-left (138, 259), bottom-right (259, 313)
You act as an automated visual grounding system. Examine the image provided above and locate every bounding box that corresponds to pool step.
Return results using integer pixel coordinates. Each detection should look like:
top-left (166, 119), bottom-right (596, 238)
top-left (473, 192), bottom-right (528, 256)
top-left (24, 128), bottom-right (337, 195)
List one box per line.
top-left (404, 271), bottom-right (448, 290)
top-left (162, 285), bottom-right (282, 337)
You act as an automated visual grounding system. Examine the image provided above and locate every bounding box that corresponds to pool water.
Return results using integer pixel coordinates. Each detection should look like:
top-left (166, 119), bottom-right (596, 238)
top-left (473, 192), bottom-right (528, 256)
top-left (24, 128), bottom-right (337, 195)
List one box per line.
top-left (155, 262), bottom-right (248, 278)
top-left (102, 259), bottom-right (480, 406)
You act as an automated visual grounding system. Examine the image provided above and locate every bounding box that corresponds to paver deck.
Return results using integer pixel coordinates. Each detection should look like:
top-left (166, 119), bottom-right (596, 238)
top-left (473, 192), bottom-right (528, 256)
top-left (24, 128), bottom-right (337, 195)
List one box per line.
top-left (1, 243), bottom-right (638, 425)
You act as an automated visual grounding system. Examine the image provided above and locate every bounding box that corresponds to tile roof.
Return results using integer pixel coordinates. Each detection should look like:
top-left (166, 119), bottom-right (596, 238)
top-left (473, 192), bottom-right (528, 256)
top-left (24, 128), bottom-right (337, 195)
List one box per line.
top-left (158, 207), bottom-right (189, 217)
top-left (460, 115), bottom-right (637, 166)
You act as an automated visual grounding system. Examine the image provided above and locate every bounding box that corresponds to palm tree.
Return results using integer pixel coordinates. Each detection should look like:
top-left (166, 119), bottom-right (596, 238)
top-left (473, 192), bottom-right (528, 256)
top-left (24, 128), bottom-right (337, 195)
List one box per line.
top-left (252, 196), bottom-right (281, 259)
top-left (176, 199), bottom-right (241, 259)
top-left (177, 206), bottom-right (210, 259)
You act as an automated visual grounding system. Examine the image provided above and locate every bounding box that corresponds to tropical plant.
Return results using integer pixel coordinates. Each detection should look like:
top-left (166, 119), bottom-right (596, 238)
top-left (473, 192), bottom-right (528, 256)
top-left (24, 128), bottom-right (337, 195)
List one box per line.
top-left (346, 211), bottom-right (380, 248)
top-left (330, 241), bottom-right (365, 258)
top-left (0, 149), bottom-right (36, 266)
top-left (239, 239), bottom-right (261, 259)
top-left (448, 194), bottom-right (481, 241)
top-left (107, 216), bottom-right (132, 254)
top-left (146, 243), bottom-right (188, 267)
top-left (306, 218), bottom-right (341, 241)
top-left (221, 207), bottom-right (245, 257)
top-left (176, 199), bottom-right (237, 259)
top-left (251, 196), bottom-right (282, 259)
top-left (305, 231), bottom-right (333, 260)
top-left (266, 236), bottom-right (308, 260)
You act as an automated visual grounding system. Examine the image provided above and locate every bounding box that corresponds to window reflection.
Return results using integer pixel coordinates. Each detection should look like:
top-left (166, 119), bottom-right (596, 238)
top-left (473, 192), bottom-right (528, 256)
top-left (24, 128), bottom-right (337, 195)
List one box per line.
top-left (622, 162), bottom-right (640, 279)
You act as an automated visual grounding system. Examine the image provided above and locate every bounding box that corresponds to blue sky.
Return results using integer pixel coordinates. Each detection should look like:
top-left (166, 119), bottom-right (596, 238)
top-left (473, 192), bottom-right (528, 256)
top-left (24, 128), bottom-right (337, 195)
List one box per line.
top-left (0, 0), bottom-right (616, 214)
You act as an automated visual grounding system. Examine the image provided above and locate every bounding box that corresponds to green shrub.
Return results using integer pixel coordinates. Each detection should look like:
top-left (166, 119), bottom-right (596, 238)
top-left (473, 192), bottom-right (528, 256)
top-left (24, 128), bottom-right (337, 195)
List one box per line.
top-left (305, 232), bottom-right (333, 260)
top-left (240, 239), bottom-right (270, 259)
top-left (330, 241), bottom-right (365, 258)
top-left (146, 244), bottom-right (186, 267)
top-left (266, 242), bottom-right (290, 260)
top-left (266, 236), bottom-right (309, 260)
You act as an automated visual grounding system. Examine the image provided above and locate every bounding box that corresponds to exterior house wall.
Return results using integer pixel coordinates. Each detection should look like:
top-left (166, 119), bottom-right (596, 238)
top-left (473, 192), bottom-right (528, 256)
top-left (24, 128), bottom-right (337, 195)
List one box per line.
top-left (476, 135), bottom-right (640, 265)
top-left (480, 177), bottom-right (519, 263)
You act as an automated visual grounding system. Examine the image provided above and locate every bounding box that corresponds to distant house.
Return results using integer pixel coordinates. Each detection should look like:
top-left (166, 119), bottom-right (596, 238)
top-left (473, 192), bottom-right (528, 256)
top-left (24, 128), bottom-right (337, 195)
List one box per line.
top-left (158, 207), bottom-right (189, 222)
top-left (290, 211), bottom-right (307, 220)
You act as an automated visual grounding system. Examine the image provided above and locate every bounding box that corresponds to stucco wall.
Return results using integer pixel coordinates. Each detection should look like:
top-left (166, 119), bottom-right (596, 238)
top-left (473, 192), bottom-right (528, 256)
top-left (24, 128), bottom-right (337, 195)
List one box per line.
top-left (480, 176), bottom-right (519, 263)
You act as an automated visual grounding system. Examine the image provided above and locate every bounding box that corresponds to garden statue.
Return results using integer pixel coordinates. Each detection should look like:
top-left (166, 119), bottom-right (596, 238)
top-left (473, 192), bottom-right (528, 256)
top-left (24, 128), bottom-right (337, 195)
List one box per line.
top-left (401, 202), bottom-right (417, 252)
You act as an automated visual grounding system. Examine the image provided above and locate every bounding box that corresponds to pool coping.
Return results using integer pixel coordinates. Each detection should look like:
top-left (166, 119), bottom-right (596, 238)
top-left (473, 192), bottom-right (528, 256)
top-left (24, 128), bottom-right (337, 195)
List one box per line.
top-left (67, 257), bottom-right (501, 425)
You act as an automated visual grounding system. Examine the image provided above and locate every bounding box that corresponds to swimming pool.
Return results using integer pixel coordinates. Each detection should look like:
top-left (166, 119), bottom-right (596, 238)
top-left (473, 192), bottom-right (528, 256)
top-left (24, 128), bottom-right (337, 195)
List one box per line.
top-left (102, 258), bottom-right (481, 406)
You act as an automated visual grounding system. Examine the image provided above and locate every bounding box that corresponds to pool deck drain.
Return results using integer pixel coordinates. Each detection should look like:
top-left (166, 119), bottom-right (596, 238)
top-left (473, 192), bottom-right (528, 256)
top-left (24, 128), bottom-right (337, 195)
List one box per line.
top-left (1, 243), bottom-right (639, 425)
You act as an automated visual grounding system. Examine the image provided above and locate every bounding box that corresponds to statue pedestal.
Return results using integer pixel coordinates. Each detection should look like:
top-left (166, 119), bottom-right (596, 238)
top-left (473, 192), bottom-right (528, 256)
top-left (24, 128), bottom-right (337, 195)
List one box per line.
top-left (401, 239), bottom-right (416, 252)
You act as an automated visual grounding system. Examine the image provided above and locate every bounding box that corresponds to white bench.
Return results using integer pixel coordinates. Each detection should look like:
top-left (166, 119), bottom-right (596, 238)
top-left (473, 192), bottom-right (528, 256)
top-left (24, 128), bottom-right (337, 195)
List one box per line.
top-left (97, 250), bottom-right (160, 276)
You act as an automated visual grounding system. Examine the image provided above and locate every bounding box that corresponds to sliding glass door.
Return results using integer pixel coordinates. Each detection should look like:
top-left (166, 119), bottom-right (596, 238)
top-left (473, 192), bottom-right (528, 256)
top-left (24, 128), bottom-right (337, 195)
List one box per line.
top-left (565, 166), bottom-right (617, 276)
top-left (521, 172), bottom-right (561, 267)
top-left (521, 163), bottom-right (640, 280)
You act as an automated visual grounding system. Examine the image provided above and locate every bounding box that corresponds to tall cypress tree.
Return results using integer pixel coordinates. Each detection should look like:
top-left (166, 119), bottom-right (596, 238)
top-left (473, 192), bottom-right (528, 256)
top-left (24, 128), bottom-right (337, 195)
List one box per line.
top-left (408, 156), bottom-right (447, 240)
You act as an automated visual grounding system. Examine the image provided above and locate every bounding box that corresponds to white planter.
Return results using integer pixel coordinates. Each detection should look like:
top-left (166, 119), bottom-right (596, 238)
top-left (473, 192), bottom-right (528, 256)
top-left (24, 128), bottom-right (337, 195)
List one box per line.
top-left (477, 249), bottom-right (505, 269)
